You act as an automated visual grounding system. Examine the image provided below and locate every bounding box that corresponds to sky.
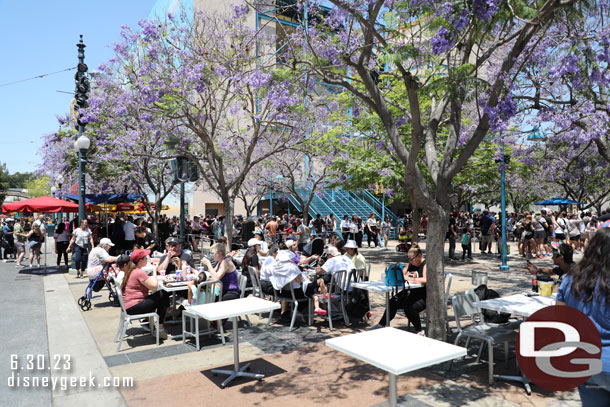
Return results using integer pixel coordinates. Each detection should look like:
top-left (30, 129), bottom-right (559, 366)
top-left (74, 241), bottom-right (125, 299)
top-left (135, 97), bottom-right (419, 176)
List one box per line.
top-left (0, 0), bottom-right (158, 176)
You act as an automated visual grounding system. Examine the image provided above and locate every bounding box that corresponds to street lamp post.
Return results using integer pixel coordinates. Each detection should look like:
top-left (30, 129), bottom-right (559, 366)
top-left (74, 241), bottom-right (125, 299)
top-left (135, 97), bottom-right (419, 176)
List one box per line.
top-left (499, 132), bottom-right (509, 271)
top-left (51, 187), bottom-right (57, 223)
top-left (56, 175), bottom-right (64, 224)
top-left (73, 35), bottom-right (90, 225)
top-left (74, 136), bottom-right (90, 223)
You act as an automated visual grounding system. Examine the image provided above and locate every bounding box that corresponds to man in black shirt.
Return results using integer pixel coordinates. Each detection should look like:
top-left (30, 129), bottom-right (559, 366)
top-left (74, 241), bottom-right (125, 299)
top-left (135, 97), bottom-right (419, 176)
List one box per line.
top-left (135, 227), bottom-right (158, 252)
top-left (156, 237), bottom-right (195, 275)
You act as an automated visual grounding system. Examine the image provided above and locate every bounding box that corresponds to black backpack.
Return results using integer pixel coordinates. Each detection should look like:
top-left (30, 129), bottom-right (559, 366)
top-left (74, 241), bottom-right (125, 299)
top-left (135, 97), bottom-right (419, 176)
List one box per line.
top-left (474, 284), bottom-right (511, 324)
top-left (345, 271), bottom-right (370, 320)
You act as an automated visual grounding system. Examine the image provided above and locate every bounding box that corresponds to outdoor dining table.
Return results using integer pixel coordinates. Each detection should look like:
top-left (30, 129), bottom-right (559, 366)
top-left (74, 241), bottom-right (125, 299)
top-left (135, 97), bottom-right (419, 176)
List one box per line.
top-left (351, 280), bottom-right (423, 327)
top-left (193, 296), bottom-right (281, 388)
top-left (326, 327), bottom-right (466, 407)
top-left (473, 292), bottom-right (556, 394)
top-left (158, 281), bottom-right (191, 338)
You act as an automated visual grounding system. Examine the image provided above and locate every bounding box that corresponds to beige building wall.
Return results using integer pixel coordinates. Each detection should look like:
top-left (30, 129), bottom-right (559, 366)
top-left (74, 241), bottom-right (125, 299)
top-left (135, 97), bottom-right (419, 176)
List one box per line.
top-left (192, 188), bottom-right (248, 217)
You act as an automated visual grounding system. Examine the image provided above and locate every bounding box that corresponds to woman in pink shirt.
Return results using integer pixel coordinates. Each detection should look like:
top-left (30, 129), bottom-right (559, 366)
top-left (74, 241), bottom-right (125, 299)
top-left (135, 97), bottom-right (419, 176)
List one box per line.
top-left (120, 249), bottom-right (170, 339)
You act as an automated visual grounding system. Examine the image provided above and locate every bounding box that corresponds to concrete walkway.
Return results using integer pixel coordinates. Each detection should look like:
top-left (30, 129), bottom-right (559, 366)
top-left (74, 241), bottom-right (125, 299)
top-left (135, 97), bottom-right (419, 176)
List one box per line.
top-left (1, 238), bottom-right (583, 407)
top-left (0, 241), bottom-right (125, 407)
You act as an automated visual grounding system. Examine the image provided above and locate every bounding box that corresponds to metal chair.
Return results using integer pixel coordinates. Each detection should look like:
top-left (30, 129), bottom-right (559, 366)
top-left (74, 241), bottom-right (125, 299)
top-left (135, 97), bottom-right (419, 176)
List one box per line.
top-left (182, 280), bottom-right (226, 349)
top-left (112, 277), bottom-right (159, 352)
top-left (451, 291), bottom-right (516, 385)
top-left (267, 275), bottom-right (312, 331)
top-left (314, 270), bottom-right (350, 331)
top-left (247, 266), bottom-right (264, 299)
top-left (238, 274), bottom-right (252, 327)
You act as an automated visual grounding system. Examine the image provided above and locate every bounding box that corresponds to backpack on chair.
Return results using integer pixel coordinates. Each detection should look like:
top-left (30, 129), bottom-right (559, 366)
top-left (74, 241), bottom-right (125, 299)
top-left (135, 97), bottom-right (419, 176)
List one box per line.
top-left (474, 284), bottom-right (511, 324)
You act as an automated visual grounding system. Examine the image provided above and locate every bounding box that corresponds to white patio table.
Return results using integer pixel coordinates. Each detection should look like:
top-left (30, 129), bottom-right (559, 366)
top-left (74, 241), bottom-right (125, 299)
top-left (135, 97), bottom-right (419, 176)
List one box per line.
top-left (326, 327), bottom-right (466, 407)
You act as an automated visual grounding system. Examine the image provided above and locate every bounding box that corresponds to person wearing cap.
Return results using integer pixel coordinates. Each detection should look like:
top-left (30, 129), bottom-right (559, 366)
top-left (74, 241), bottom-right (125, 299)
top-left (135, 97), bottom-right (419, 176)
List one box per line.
top-left (86, 238), bottom-right (119, 280)
top-left (120, 249), bottom-right (170, 340)
top-left (344, 240), bottom-right (366, 271)
top-left (253, 230), bottom-right (269, 256)
top-left (241, 238), bottom-right (262, 275)
top-left (156, 237), bottom-right (195, 275)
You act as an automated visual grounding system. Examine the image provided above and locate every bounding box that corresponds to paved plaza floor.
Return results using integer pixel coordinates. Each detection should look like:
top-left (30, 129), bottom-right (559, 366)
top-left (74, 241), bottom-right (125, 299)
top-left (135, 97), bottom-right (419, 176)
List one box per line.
top-left (1, 239), bottom-right (582, 406)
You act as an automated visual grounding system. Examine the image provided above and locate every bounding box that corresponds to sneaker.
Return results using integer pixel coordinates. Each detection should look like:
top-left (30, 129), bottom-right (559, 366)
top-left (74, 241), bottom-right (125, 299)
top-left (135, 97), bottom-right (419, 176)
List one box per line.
top-left (367, 324), bottom-right (384, 330)
top-left (417, 330), bottom-right (426, 336)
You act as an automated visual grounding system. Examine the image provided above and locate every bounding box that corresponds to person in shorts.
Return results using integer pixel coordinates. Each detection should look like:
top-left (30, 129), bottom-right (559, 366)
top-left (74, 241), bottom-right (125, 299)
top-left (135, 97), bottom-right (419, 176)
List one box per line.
top-left (13, 218), bottom-right (27, 267)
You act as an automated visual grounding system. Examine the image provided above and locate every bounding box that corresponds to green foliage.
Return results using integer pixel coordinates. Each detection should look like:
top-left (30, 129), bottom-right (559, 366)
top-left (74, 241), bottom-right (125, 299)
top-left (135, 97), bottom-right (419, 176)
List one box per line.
top-left (25, 176), bottom-right (51, 198)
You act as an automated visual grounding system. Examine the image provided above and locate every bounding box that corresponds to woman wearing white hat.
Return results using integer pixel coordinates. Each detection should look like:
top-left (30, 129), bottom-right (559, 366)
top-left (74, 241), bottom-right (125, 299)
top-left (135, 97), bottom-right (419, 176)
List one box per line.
top-left (344, 240), bottom-right (366, 272)
top-left (86, 238), bottom-right (119, 280)
top-left (242, 238), bottom-right (262, 273)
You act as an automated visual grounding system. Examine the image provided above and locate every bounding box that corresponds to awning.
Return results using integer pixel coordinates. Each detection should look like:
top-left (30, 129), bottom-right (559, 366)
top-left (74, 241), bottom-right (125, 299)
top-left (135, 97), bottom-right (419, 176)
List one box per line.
top-left (534, 198), bottom-right (584, 205)
top-left (2, 196), bottom-right (79, 213)
top-left (61, 193), bottom-right (146, 205)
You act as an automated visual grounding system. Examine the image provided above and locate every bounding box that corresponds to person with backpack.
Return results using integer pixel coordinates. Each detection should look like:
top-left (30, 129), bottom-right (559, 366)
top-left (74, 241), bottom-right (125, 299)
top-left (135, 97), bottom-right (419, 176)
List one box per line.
top-left (374, 247), bottom-right (427, 335)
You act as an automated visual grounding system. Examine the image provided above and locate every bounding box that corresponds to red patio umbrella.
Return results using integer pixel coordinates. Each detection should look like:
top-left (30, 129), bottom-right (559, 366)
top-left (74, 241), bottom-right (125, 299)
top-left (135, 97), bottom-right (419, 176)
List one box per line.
top-left (1, 196), bottom-right (79, 213)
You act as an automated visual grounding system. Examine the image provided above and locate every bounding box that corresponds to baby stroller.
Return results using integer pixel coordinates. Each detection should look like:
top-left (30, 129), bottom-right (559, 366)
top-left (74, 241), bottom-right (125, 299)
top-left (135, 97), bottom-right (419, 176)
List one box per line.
top-left (78, 263), bottom-right (119, 311)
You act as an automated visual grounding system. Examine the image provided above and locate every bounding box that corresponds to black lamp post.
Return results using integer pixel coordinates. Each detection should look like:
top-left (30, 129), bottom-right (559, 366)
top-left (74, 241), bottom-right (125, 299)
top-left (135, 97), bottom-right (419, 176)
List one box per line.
top-left (74, 136), bottom-right (90, 223)
top-left (56, 175), bottom-right (64, 224)
top-left (73, 35), bottom-right (90, 223)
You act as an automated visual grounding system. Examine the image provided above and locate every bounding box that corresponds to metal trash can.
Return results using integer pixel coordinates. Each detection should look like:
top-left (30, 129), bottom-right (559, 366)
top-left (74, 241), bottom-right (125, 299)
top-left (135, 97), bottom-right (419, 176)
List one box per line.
top-left (472, 270), bottom-right (488, 286)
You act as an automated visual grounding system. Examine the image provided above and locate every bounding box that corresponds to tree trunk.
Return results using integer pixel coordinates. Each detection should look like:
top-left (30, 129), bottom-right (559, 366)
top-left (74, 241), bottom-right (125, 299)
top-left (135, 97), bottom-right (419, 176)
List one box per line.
top-left (153, 193), bottom-right (162, 243)
top-left (423, 207), bottom-right (449, 341)
top-left (223, 196), bottom-right (234, 248)
top-left (411, 205), bottom-right (421, 247)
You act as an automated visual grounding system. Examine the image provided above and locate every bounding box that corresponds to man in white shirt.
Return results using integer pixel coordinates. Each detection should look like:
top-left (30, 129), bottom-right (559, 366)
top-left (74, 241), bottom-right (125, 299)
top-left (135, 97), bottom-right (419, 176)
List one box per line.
top-left (270, 250), bottom-right (325, 317)
top-left (123, 216), bottom-right (136, 251)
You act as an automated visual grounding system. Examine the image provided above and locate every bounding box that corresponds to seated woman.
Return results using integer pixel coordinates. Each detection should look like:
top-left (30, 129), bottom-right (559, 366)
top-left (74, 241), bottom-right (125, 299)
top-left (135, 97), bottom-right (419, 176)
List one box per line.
top-left (120, 249), bottom-right (170, 340)
top-left (86, 238), bottom-right (119, 281)
top-left (344, 240), bottom-right (366, 275)
top-left (205, 243), bottom-right (241, 301)
top-left (376, 247), bottom-right (427, 335)
top-left (270, 250), bottom-right (324, 317)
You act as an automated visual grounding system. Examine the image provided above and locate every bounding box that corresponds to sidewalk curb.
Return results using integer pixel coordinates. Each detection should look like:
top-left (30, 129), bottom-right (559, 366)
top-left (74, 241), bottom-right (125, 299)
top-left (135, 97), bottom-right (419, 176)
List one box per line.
top-left (44, 274), bottom-right (126, 407)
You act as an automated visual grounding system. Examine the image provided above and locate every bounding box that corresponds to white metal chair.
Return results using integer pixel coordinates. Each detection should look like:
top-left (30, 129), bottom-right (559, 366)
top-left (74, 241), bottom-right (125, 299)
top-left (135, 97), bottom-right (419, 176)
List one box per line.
top-left (238, 274), bottom-right (252, 327)
top-left (247, 266), bottom-right (264, 299)
top-left (314, 270), bottom-right (350, 331)
top-left (182, 280), bottom-right (225, 349)
top-left (112, 277), bottom-right (159, 352)
top-left (267, 275), bottom-right (312, 331)
top-left (451, 291), bottom-right (516, 385)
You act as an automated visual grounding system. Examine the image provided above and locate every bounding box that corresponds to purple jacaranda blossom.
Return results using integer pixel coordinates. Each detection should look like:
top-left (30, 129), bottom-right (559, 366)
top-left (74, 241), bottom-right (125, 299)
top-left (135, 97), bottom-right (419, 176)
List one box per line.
top-left (431, 26), bottom-right (454, 55)
top-left (473, 0), bottom-right (500, 21)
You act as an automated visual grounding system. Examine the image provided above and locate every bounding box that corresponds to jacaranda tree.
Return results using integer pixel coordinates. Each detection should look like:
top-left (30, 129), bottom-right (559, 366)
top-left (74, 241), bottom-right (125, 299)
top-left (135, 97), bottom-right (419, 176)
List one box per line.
top-left (282, 0), bottom-right (580, 339)
top-left (94, 9), bottom-right (324, 244)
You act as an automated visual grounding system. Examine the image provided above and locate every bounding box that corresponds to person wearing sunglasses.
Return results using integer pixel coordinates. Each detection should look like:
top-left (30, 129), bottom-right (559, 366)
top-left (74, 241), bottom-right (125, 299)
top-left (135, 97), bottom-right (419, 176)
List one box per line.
top-left (375, 247), bottom-right (427, 335)
top-left (525, 242), bottom-right (576, 285)
top-left (156, 237), bottom-right (195, 275)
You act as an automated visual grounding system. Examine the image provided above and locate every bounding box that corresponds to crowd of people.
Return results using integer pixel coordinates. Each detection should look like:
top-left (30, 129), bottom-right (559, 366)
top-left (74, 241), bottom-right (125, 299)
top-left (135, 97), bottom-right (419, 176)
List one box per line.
top-left (435, 209), bottom-right (610, 261)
